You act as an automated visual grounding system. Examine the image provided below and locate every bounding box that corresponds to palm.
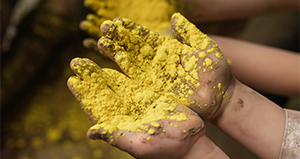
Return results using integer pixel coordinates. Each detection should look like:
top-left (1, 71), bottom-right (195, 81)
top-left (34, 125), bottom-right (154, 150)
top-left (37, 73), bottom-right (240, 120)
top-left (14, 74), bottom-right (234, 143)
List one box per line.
top-left (67, 13), bottom-right (232, 158)
top-left (98, 14), bottom-right (233, 121)
top-left (67, 57), bottom-right (205, 158)
top-left (88, 105), bottom-right (204, 159)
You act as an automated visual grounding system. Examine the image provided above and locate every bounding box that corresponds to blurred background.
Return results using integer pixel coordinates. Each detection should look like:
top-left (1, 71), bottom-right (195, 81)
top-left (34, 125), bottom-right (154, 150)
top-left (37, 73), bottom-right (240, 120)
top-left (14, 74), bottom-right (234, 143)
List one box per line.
top-left (1, 0), bottom-right (299, 158)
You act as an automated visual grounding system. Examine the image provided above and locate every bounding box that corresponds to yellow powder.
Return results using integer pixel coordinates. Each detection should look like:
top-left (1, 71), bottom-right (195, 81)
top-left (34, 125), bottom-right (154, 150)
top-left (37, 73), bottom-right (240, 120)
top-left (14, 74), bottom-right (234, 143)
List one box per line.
top-left (215, 52), bottom-right (222, 59)
top-left (218, 83), bottom-right (222, 90)
top-left (148, 129), bottom-right (155, 135)
top-left (198, 52), bottom-right (206, 58)
top-left (147, 137), bottom-right (151, 141)
top-left (82, 0), bottom-right (177, 38)
top-left (204, 58), bottom-right (213, 67)
top-left (69, 13), bottom-right (217, 134)
top-left (151, 122), bottom-right (160, 127)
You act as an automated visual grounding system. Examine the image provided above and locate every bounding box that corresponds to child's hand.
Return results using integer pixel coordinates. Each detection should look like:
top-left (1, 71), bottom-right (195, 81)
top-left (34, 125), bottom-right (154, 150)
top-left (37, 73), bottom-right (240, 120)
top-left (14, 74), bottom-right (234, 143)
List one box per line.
top-left (67, 13), bottom-right (234, 158)
top-left (67, 57), bottom-right (206, 159)
top-left (98, 13), bottom-right (234, 122)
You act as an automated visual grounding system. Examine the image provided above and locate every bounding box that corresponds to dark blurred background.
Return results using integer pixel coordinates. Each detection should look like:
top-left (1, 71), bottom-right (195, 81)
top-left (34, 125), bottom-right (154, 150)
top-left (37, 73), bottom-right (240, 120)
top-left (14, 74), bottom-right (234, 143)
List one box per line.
top-left (1, 0), bottom-right (299, 158)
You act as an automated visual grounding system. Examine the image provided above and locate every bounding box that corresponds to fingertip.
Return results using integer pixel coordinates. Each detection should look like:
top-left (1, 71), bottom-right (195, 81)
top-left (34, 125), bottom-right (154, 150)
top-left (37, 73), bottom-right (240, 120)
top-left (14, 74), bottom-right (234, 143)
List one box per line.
top-left (87, 128), bottom-right (101, 140)
top-left (113, 17), bottom-right (135, 29)
top-left (70, 57), bottom-right (81, 70)
top-left (67, 76), bottom-right (79, 87)
top-left (87, 125), bottom-right (116, 141)
top-left (98, 37), bottom-right (116, 59)
top-left (100, 20), bottom-right (114, 36)
top-left (83, 38), bottom-right (98, 52)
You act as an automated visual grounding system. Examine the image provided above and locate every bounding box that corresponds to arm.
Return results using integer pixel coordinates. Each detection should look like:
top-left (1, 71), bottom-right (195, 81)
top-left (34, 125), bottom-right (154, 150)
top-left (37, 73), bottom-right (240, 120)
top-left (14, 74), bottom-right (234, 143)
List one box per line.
top-left (215, 79), bottom-right (286, 159)
top-left (178, 0), bottom-right (299, 23)
top-left (183, 135), bottom-right (229, 159)
top-left (171, 13), bottom-right (288, 158)
top-left (210, 35), bottom-right (300, 97)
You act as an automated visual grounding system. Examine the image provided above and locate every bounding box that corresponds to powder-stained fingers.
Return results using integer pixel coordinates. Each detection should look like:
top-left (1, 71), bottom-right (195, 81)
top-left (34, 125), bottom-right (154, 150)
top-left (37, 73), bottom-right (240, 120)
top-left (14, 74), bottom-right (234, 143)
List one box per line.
top-left (112, 17), bottom-right (165, 49)
top-left (67, 76), bottom-right (98, 124)
top-left (114, 51), bottom-right (144, 77)
top-left (69, 57), bottom-right (118, 90)
top-left (98, 36), bottom-right (145, 78)
top-left (69, 57), bottom-right (103, 79)
top-left (87, 128), bottom-right (144, 157)
top-left (84, 0), bottom-right (116, 19)
top-left (98, 37), bottom-right (119, 61)
top-left (87, 126), bottom-right (116, 142)
top-left (171, 13), bottom-right (211, 50)
top-left (100, 20), bottom-right (140, 53)
top-left (80, 14), bottom-right (104, 39)
top-left (83, 38), bottom-right (103, 53)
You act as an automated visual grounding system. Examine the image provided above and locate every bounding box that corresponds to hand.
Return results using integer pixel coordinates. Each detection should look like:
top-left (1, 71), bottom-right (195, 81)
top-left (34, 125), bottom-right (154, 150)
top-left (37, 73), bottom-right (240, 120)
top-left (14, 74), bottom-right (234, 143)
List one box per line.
top-left (67, 13), bottom-right (233, 158)
top-left (67, 57), bottom-right (206, 159)
top-left (97, 13), bottom-right (233, 121)
top-left (169, 13), bottom-right (234, 121)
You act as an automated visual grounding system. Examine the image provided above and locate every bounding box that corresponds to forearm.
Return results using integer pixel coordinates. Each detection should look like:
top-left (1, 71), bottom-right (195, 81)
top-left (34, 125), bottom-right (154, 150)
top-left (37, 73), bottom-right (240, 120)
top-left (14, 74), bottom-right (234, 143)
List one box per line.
top-left (182, 135), bottom-right (229, 159)
top-left (182, 0), bottom-right (299, 23)
top-left (214, 79), bottom-right (286, 158)
top-left (210, 35), bottom-right (300, 96)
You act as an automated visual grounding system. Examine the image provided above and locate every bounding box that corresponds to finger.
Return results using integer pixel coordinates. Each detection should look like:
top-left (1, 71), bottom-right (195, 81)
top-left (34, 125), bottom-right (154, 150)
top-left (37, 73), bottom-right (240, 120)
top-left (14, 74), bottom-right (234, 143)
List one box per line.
top-left (80, 14), bottom-right (103, 39)
top-left (84, 0), bottom-right (117, 19)
top-left (98, 37), bottom-right (143, 77)
top-left (69, 57), bottom-right (102, 78)
top-left (114, 51), bottom-right (143, 77)
top-left (113, 17), bottom-right (166, 49)
top-left (97, 37), bottom-right (119, 61)
top-left (68, 57), bottom-right (123, 124)
top-left (83, 38), bottom-right (98, 52)
top-left (100, 19), bottom-right (141, 53)
top-left (171, 13), bottom-right (212, 50)
top-left (67, 76), bottom-right (98, 124)
top-left (87, 124), bottom-right (117, 142)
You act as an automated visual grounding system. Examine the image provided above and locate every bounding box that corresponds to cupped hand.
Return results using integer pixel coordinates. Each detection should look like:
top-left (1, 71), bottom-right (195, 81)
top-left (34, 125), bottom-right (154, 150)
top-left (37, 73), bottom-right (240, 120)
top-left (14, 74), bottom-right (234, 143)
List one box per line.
top-left (67, 57), bottom-right (205, 159)
top-left (67, 12), bottom-right (234, 158)
top-left (98, 13), bottom-right (234, 122)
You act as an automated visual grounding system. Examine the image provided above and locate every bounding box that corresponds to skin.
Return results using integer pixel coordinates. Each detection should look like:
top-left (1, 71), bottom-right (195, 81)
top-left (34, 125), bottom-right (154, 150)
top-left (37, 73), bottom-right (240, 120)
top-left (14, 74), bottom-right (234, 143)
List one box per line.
top-left (170, 14), bottom-right (286, 158)
top-left (68, 14), bottom-right (231, 158)
top-left (68, 14), bottom-right (288, 158)
top-left (210, 35), bottom-right (300, 97)
top-left (176, 0), bottom-right (299, 23)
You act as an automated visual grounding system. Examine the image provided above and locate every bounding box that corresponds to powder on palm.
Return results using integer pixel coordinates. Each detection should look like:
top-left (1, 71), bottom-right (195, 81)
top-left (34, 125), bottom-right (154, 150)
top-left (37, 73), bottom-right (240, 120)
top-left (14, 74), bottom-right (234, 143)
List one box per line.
top-left (69, 13), bottom-right (221, 135)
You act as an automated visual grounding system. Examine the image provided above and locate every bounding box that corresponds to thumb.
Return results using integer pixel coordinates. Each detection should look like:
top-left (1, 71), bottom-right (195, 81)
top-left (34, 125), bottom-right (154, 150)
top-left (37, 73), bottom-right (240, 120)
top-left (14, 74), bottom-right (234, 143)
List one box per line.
top-left (171, 13), bottom-right (212, 50)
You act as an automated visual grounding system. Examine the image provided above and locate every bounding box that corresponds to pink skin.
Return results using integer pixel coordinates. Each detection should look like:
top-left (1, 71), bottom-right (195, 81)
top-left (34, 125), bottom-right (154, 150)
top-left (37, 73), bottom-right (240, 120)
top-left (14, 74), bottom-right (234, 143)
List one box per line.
top-left (176, 0), bottom-right (299, 23)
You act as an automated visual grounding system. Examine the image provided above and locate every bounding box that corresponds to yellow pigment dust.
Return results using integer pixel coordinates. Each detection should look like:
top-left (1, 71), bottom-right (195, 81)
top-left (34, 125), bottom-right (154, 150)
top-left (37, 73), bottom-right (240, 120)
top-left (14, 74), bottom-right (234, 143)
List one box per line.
top-left (81, 0), bottom-right (178, 39)
top-left (68, 13), bottom-right (222, 134)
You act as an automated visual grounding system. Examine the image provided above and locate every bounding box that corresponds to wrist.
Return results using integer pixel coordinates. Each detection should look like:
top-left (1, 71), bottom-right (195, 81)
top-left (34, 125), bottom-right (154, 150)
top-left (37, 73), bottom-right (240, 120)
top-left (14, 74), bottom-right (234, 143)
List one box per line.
top-left (205, 77), bottom-right (237, 123)
top-left (212, 80), bottom-right (286, 158)
top-left (182, 135), bottom-right (229, 159)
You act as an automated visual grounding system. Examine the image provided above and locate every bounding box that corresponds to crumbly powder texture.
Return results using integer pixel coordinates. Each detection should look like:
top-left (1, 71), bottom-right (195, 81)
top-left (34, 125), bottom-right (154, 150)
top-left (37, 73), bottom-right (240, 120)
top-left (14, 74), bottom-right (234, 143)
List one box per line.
top-left (81, 0), bottom-right (177, 38)
top-left (69, 13), bottom-right (223, 134)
